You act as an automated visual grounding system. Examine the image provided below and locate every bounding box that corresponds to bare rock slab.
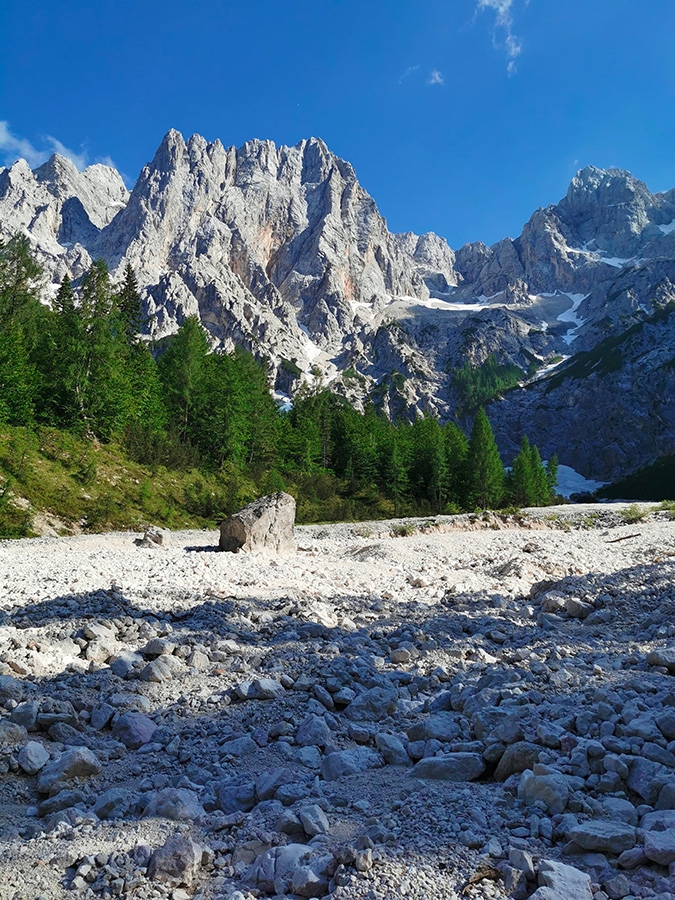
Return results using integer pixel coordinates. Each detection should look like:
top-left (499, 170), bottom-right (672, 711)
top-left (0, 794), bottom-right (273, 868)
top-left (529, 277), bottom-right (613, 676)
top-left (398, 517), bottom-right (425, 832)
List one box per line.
top-left (219, 491), bottom-right (296, 554)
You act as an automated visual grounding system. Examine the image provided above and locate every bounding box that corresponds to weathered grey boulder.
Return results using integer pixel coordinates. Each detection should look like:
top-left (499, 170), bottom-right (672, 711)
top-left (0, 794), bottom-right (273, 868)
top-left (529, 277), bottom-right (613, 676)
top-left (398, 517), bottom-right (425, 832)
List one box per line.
top-left (0, 720), bottom-right (28, 746)
top-left (299, 804), bottom-right (330, 837)
top-left (144, 788), bottom-right (205, 821)
top-left (531, 859), bottom-right (593, 900)
top-left (0, 675), bottom-right (24, 705)
top-left (320, 748), bottom-right (381, 781)
top-left (37, 747), bottom-right (101, 794)
top-left (518, 766), bottom-right (569, 815)
top-left (412, 753), bottom-right (485, 782)
top-left (644, 829), bottom-right (675, 865)
top-left (93, 787), bottom-right (134, 820)
top-left (296, 714), bottom-right (331, 747)
top-left (375, 732), bottom-right (410, 766)
top-left (407, 712), bottom-right (460, 743)
top-left (215, 777), bottom-right (257, 813)
top-left (17, 740), bottom-right (50, 775)
top-left (494, 741), bottom-right (541, 781)
top-left (219, 492), bottom-right (296, 554)
top-left (147, 834), bottom-right (203, 886)
top-left (344, 686), bottom-right (397, 722)
top-left (245, 844), bottom-right (313, 893)
top-left (646, 647), bottom-right (675, 672)
top-left (112, 711), bottom-right (157, 749)
top-left (568, 821), bottom-right (636, 853)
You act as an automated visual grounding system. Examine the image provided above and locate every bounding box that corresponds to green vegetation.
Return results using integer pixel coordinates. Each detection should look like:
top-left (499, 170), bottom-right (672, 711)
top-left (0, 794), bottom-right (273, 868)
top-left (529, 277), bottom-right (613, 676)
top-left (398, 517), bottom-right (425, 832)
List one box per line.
top-left (451, 353), bottom-right (524, 414)
top-left (0, 237), bottom-right (559, 537)
top-left (507, 436), bottom-right (558, 508)
top-left (598, 454), bottom-right (675, 502)
top-left (620, 503), bottom-right (650, 524)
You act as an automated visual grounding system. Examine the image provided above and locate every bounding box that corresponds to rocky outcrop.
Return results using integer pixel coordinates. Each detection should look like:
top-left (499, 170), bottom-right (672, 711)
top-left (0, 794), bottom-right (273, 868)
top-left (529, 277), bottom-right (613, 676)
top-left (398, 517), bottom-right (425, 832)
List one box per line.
top-left (4, 132), bottom-right (675, 481)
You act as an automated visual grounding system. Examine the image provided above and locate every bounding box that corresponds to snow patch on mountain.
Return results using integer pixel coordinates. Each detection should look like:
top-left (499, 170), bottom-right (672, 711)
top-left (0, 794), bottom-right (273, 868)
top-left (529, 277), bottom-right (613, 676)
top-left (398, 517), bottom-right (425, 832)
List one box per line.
top-left (554, 464), bottom-right (608, 498)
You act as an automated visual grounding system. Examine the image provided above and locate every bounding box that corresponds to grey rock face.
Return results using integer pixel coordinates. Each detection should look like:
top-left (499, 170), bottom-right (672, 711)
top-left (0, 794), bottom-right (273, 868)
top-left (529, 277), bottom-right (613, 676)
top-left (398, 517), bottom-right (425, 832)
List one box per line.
top-left (219, 492), bottom-right (296, 554)
top-left (5, 131), bottom-right (675, 480)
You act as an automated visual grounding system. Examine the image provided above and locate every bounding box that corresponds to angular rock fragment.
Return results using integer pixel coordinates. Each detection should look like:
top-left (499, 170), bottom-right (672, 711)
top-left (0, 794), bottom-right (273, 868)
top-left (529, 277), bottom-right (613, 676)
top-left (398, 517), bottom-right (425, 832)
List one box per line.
top-left (147, 834), bottom-right (204, 886)
top-left (219, 492), bottom-right (296, 554)
top-left (112, 711), bottom-right (157, 749)
top-left (17, 740), bottom-right (50, 775)
top-left (37, 747), bottom-right (101, 794)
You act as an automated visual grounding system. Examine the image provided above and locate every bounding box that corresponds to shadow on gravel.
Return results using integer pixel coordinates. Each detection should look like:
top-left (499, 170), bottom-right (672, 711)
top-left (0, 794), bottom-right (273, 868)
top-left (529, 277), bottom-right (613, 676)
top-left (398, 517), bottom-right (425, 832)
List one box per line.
top-left (3, 558), bottom-right (674, 837)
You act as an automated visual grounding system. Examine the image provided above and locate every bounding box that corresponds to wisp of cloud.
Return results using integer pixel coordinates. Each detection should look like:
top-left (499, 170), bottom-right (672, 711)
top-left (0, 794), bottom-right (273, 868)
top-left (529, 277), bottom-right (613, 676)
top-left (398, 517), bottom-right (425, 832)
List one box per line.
top-left (0, 121), bottom-right (95, 171)
top-left (477, 0), bottom-right (525, 74)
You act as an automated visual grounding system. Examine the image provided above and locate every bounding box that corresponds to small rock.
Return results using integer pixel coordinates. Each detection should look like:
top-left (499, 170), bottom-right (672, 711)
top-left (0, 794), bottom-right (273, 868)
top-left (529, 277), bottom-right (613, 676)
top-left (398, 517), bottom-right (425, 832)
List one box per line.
top-left (112, 711), bottom-right (157, 749)
top-left (17, 740), bottom-right (50, 775)
top-left (299, 804), bottom-right (330, 837)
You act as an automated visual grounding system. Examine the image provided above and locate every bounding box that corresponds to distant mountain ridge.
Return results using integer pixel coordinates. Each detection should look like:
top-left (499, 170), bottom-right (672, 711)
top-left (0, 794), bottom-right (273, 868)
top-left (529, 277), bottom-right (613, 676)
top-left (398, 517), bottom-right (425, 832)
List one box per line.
top-left (2, 129), bottom-right (675, 483)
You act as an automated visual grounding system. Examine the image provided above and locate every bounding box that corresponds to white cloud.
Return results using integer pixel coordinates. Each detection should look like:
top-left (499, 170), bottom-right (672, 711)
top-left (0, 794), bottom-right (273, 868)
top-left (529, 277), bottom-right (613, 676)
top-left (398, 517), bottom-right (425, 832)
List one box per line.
top-left (427, 69), bottom-right (445, 86)
top-left (0, 121), bottom-right (48, 168)
top-left (398, 65), bottom-right (420, 84)
top-left (477, 0), bottom-right (526, 74)
top-left (0, 121), bottom-right (92, 171)
top-left (94, 155), bottom-right (117, 169)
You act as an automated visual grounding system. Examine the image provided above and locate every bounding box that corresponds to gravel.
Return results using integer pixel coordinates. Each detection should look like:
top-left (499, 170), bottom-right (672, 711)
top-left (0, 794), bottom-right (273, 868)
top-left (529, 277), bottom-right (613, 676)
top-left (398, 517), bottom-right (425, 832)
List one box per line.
top-left (1, 503), bottom-right (675, 900)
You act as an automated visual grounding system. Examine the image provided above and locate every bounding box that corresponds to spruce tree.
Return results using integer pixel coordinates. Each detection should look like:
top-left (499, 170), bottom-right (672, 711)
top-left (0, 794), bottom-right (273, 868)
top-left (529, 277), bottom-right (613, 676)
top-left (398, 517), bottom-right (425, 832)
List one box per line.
top-left (466, 408), bottom-right (504, 510)
top-left (115, 263), bottom-right (144, 341)
top-left (545, 454), bottom-right (559, 500)
top-left (510, 435), bottom-right (536, 506)
top-left (158, 316), bottom-right (211, 445)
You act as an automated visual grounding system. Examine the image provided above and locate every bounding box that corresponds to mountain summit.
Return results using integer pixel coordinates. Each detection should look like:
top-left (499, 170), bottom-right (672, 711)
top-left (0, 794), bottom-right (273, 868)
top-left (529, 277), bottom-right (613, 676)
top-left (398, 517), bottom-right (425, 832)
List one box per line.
top-left (2, 129), bottom-right (675, 481)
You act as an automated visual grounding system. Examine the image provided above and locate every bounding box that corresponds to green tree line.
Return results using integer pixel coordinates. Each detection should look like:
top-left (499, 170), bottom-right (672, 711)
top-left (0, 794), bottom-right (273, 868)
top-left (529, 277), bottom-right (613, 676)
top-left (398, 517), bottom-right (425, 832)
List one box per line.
top-left (0, 235), bottom-right (558, 523)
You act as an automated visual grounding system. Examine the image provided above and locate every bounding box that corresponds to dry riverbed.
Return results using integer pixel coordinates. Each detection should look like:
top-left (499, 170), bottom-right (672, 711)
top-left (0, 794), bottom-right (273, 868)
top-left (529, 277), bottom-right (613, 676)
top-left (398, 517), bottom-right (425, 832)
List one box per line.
top-left (1, 504), bottom-right (675, 900)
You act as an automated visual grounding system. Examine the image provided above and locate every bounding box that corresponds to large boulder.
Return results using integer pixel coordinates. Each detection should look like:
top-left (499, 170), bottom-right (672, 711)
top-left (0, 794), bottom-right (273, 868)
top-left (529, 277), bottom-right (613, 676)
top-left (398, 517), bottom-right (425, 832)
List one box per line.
top-left (219, 492), bottom-right (296, 554)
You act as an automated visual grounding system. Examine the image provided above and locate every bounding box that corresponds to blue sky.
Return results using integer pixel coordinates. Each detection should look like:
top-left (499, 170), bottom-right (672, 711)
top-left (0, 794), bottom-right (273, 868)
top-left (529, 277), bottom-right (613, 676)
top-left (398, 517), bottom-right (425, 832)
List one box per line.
top-left (0, 0), bottom-right (673, 248)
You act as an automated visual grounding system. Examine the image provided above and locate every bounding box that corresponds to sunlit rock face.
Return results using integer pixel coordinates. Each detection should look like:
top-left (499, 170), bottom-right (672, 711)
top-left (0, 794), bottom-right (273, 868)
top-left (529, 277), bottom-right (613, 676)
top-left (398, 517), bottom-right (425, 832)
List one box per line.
top-left (3, 132), bottom-right (675, 480)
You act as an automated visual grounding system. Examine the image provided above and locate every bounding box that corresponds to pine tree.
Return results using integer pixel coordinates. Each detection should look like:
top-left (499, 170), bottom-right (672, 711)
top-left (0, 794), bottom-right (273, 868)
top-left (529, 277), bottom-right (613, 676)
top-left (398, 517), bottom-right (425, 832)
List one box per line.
top-left (529, 442), bottom-right (550, 506)
top-left (510, 435), bottom-right (536, 506)
top-left (115, 263), bottom-right (144, 341)
top-left (158, 316), bottom-right (211, 445)
top-left (0, 322), bottom-right (35, 425)
top-left (443, 421), bottom-right (469, 509)
top-left (545, 454), bottom-right (559, 500)
top-left (465, 408), bottom-right (504, 510)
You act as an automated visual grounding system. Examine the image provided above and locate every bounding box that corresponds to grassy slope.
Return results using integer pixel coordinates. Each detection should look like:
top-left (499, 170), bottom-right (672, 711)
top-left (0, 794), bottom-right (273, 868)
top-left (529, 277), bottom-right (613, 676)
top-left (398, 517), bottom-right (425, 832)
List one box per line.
top-left (0, 426), bottom-right (400, 538)
top-left (0, 426), bottom-right (251, 537)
